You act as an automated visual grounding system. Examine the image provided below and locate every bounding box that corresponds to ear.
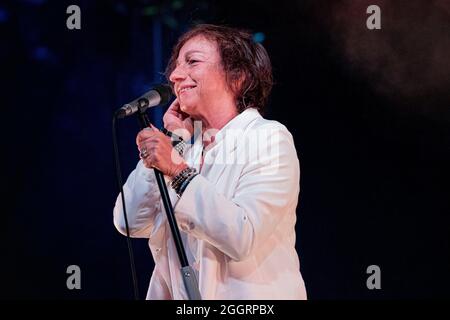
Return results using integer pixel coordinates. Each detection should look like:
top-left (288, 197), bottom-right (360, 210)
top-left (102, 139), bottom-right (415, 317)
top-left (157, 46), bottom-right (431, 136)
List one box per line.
top-left (231, 70), bottom-right (246, 94)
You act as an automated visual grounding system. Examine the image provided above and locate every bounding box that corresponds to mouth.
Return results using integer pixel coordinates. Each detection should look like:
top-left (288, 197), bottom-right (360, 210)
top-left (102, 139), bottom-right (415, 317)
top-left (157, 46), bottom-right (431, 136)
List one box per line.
top-left (178, 85), bottom-right (196, 96)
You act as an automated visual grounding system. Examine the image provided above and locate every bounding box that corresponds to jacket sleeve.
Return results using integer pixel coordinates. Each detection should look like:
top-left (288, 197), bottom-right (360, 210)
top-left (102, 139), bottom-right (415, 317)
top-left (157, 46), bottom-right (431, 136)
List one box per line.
top-left (113, 160), bottom-right (164, 238)
top-left (174, 124), bottom-right (300, 261)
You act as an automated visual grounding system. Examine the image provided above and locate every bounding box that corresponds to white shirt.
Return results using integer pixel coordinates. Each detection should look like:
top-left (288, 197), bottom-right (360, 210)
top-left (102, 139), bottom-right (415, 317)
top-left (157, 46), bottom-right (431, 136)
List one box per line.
top-left (113, 108), bottom-right (307, 299)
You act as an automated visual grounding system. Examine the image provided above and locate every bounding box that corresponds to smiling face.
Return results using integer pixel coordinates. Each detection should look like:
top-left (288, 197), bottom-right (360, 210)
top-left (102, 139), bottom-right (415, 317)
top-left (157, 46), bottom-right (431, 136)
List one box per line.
top-left (169, 35), bottom-right (235, 119)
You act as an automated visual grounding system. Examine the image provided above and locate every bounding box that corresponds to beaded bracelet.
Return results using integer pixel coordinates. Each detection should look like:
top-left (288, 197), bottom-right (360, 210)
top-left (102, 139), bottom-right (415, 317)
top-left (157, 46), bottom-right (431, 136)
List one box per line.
top-left (170, 167), bottom-right (198, 196)
top-left (174, 140), bottom-right (187, 156)
top-left (170, 167), bottom-right (191, 191)
top-left (162, 128), bottom-right (187, 156)
top-left (170, 167), bottom-right (196, 191)
top-left (177, 172), bottom-right (198, 196)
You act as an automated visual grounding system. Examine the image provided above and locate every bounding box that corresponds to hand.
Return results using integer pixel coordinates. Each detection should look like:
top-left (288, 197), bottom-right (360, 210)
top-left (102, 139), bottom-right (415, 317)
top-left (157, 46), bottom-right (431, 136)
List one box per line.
top-left (136, 124), bottom-right (188, 178)
top-left (163, 98), bottom-right (193, 141)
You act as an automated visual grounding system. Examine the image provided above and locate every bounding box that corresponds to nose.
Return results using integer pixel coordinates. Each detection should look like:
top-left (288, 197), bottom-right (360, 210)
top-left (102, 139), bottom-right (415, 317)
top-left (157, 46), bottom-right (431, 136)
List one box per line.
top-left (169, 64), bottom-right (187, 84)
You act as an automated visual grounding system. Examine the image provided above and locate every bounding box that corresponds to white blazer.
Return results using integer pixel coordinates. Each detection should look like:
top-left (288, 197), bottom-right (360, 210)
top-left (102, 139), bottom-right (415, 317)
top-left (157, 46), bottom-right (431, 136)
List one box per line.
top-left (113, 108), bottom-right (307, 299)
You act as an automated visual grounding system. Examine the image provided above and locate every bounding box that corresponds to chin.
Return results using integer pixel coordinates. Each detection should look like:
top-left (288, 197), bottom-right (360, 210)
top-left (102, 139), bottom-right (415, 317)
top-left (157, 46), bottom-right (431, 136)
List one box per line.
top-left (180, 103), bottom-right (196, 116)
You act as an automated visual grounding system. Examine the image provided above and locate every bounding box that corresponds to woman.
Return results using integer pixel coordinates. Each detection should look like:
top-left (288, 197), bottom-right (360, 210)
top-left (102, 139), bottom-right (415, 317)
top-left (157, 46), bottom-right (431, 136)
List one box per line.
top-left (113, 24), bottom-right (307, 299)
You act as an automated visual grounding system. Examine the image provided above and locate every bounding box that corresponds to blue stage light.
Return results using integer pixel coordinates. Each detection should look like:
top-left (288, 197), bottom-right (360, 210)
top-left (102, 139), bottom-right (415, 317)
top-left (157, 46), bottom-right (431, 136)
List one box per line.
top-left (252, 32), bottom-right (266, 43)
top-left (0, 8), bottom-right (8, 23)
top-left (22, 0), bottom-right (47, 5)
top-left (33, 46), bottom-right (50, 61)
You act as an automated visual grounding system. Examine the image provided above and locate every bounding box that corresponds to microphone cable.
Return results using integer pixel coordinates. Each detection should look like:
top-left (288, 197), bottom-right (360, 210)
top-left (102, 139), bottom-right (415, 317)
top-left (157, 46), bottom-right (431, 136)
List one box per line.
top-left (112, 112), bottom-right (140, 300)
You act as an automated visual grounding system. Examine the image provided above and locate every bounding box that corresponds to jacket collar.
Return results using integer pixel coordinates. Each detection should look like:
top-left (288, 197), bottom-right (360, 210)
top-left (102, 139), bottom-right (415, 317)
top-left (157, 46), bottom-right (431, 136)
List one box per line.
top-left (200, 107), bottom-right (261, 147)
top-left (188, 108), bottom-right (261, 167)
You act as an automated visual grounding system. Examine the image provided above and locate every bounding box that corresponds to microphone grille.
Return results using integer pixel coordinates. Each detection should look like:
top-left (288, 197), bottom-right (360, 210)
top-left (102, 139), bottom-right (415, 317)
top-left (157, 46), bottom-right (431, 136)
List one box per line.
top-left (154, 84), bottom-right (173, 104)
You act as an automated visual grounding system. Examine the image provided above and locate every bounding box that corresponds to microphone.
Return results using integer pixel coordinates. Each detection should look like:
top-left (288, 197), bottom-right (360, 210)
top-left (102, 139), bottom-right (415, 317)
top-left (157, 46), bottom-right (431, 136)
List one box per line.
top-left (115, 84), bottom-right (173, 119)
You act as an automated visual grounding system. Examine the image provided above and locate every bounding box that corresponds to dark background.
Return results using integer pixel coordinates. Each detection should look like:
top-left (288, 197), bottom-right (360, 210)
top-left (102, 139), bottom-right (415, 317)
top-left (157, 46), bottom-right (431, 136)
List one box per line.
top-left (1, 0), bottom-right (449, 299)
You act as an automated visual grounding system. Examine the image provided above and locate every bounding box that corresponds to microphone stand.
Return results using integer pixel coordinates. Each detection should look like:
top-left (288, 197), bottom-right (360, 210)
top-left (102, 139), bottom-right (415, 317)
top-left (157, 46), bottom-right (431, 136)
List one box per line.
top-left (136, 107), bottom-right (202, 300)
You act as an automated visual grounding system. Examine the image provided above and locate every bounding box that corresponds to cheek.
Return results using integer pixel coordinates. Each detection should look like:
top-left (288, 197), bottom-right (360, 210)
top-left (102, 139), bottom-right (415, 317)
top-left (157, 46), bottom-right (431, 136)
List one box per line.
top-left (212, 68), bottom-right (229, 90)
top-left (200, 70), bottom-right (228, 94)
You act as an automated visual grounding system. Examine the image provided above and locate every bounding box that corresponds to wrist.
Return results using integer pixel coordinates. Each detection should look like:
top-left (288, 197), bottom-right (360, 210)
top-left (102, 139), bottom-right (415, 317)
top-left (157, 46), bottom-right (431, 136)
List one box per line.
top-left (164, 126), bottom-right (191, 142)
top-left (164, 125), bottom-right (179, 133)
top-left (171, 162), bottom-right (188, 179)
top-left (170, 166), bottom-right (198, 197)
top-left (163, 128), bottom-right (188, 156)
top-left (162, 127), bottom-right (184, 144)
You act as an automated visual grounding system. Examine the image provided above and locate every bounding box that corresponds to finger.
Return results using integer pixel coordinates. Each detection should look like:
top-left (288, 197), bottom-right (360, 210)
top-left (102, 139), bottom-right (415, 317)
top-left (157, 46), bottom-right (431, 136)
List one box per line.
top-left (167, 99), bottom-right (184, 119)
top-left (138, 142), bottom-right (146, 152)
top-left (138, 139), bottom-right (158, 153)
top-left (149, 128), bottom-right (171, 141)
top-left (142, 158), bottom-right (153, 168)
top-left (144, 154), bottom-right (158, 170)
top-left (136, 128), bottom-right (158, 145)
top-left (167, 98), bottom-right (180, 112)
top-left (138, 144), bottom-right (149, 160)
top-left (139, 135), bottom-right (165, 149)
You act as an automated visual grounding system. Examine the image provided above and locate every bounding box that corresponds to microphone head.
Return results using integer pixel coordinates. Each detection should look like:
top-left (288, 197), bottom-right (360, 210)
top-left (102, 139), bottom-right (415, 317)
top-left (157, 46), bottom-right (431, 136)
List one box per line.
top-left (153, 84), bottom-right (173, 105)
top-left (115, 84), bottom-right (174, 119)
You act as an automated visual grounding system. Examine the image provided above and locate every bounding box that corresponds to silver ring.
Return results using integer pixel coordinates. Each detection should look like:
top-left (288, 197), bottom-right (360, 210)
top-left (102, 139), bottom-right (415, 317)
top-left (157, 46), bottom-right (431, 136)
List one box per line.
top-left (140, 147), bottom-right (149, 159)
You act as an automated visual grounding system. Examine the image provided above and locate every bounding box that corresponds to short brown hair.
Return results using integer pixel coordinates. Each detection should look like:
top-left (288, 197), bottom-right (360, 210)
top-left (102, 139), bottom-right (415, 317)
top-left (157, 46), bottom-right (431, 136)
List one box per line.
top-left (165, 24), bottom-right (273, 114)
